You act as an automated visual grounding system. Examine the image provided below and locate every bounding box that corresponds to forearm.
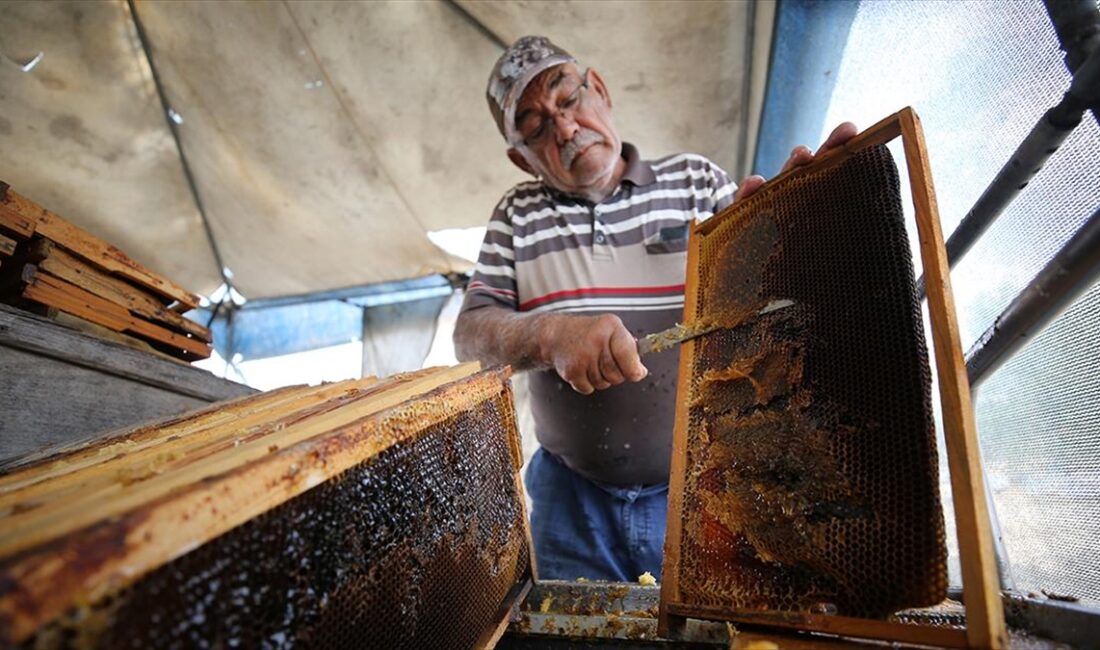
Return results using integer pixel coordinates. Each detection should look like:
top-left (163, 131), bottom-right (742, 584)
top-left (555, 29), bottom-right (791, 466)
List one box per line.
top-left (453, 306), bottom-right (560, 371)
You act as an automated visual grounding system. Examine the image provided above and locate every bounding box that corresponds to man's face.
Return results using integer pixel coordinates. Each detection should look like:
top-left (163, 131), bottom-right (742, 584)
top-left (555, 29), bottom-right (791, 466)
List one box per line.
top-left (510, 64), bottom-right (622, 196)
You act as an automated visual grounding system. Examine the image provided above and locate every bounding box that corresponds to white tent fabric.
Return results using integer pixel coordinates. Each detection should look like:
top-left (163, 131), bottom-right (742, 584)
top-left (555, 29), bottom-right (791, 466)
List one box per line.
top-left (0, 1), bottom-right (217, 289)
top-left (0, 0), bottom-right (769, 299)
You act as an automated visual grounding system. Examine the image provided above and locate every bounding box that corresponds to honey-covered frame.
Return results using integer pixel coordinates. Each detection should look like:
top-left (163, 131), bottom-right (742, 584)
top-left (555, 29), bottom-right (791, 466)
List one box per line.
top-left (658, 108), bottom-right (1007, 649)
top-left (0, 364), bottom-right (535, 649)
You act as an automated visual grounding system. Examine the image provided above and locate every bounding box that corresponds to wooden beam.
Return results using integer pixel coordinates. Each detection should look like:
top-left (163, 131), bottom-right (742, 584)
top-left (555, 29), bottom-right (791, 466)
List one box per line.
top-left (657, 222), bottom-right (703, 640)
top-left (0, 363), bottom-right (496, 645)
top-left (0, 383), bottom-right (300, 490)
top-left (474, 579), bottom-right (532, 650)
top-left (0, 378), bottom-right (388, 513)
top-left (499, 379), bottom-right (539, 585)
top-left (0, 304), bottom-right (249, 409)
top-left (898, 107), bottom-right (1007, 649)
top-left (0, 383), bottom-right (308, 494)
top-left (31, 240), bottom-right (211, 340)
top-left (21, 268), bottom-right (211, 360)
top-left (1, 190), bottom-right (200, 309)
top-left (0, 205), bottom-right (35, 239)
top-left (665, 602), bottom-right (969, 648)
top-left (51, 312), bottom-right (189, 363)
top-left (0, 233), bottom-right (15, 257)
top-left (0, 364), bottom-right (481, 557)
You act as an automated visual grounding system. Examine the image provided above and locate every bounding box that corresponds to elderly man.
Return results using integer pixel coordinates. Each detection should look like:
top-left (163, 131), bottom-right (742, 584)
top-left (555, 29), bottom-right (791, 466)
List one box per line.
top-left (454, 36), bottom-right (854, 582)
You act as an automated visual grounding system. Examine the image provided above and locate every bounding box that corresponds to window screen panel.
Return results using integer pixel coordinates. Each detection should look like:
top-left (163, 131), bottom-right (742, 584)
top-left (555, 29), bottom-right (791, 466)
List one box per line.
top-left (818, 0), bottom-right (1100, 601)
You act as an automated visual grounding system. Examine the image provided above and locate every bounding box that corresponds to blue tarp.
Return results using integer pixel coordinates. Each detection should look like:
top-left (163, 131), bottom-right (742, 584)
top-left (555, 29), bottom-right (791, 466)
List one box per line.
top-left (196, 274), bottom-right (454, 361)
top-left (753, 0), bottom-right (859, 178)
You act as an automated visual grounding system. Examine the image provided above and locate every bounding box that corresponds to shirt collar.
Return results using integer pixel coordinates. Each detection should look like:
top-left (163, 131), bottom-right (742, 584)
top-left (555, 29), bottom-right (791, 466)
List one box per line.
top-left (540, 141), bottom-right (658, 203)
top-left (620, 142), bottom-right (658, 187)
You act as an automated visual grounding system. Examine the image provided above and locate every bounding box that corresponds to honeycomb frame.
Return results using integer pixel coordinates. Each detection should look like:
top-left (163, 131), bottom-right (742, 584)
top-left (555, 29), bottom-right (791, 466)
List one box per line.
top-left (0, 364), bottom-right (535, 649)
top-left (658, 108), bottom-right (1006, 649)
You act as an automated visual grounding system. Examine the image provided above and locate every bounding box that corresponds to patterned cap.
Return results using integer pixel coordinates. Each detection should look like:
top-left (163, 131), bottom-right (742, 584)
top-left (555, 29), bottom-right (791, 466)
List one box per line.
top-left (486, 36), bottom-right (576, 145)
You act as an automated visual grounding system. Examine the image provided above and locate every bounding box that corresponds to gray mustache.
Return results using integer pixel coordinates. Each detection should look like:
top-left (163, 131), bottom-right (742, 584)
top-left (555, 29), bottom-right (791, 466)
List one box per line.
top-left (561, 129), bottom-right (604, 169)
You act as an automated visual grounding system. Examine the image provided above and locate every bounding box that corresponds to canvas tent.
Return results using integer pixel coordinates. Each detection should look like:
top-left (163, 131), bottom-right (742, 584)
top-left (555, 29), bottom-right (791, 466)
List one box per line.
top-left (0, 0), bottom-right (772, 301)
top-left (4, 0), bottom-right (1100, 628)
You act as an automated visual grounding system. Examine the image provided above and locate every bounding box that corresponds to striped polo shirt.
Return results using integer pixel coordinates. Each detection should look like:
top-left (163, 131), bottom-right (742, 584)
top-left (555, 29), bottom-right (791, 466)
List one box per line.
top-left (461, 143), bottom-right (736, 486)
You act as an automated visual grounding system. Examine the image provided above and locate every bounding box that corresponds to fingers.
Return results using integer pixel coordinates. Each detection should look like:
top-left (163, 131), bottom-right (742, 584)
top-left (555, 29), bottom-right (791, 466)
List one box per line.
top-left (733, 174), bottom-right (766, 202)
top-left (816, 121), bottom-right (858, 154)
top-left (569, 380), bottom-right (595, 395)
top-left (779, 145), bottom-right (814, 175)
top-left (554, 314), bottom-right (647, 394)
top-left (565, 364), bottom-right (596, 395)
top-left (609, 326), bottom-right (648, 383)
top-left (587, 362), bottom-right (613, 391)
top-left (598, 345), bottom-right (626, 385)
top-left (731, 122), bottom-right (858, 207)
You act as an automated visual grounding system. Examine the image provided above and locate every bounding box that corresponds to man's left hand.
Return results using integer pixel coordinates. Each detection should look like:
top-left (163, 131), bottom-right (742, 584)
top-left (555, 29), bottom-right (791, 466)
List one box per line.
top-left (733, 122), bottom-right (859, 202)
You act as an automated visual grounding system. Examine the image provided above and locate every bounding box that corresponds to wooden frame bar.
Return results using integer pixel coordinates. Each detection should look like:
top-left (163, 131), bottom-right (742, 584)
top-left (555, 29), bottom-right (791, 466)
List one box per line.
top-left (664, 603), bottom-right (968, 648)
top-left (28, 239), bottom-right (211, 340)
top-left (0, 186), bottom-right (200, 310)
top-left (659, 107), bottom-right (1007, 649)
top-left (20, 266), bottom-right (211, 359)
top-left (0, 364), bottom-right (533, 646)
top-left (0, 205), bottom-right (35, 240)
top-left (476, 377), bottom-right (538, 650)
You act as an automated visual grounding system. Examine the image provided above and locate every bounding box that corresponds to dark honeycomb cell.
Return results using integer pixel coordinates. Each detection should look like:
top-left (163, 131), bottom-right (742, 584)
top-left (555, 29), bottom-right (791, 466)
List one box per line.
top-left (26, 391), bottom-right (531, 649)
top-left (676, 144), bottom-right (947, 618)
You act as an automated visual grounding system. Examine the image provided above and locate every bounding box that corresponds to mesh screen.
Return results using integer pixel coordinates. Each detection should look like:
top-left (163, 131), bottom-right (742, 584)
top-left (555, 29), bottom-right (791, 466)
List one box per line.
top-left (26, 391), bottom-right (530, 649)
top-left (821, 0), bottom-right (1100, 602)
top-left (674, 144), bottom-right (946, 618)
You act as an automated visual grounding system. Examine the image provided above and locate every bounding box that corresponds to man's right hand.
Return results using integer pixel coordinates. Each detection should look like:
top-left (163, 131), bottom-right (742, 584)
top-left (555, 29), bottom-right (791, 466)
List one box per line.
top-left (536, 313), bottom-right (648, 395)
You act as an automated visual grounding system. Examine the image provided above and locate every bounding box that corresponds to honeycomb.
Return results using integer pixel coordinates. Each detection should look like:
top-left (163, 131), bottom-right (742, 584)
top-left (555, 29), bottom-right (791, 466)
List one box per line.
top-left (24, 390), bottom-right (531, 649)
top-left (674, 144), bottom-right (947, 618)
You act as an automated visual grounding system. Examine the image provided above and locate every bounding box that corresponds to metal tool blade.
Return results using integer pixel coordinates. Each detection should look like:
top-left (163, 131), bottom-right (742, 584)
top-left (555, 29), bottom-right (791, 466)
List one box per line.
top-left (636, 298), bottom-right (794, 356)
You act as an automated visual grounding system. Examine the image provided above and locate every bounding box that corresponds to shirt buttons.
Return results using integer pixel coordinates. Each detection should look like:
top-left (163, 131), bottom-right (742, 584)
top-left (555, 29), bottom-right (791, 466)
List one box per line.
top-left (595, 232), bottom-right (606, 244)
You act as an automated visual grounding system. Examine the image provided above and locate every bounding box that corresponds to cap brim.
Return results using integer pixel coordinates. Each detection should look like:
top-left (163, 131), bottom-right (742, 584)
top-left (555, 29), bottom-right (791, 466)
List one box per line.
top-left (501, 55), bottom-right (575, 146)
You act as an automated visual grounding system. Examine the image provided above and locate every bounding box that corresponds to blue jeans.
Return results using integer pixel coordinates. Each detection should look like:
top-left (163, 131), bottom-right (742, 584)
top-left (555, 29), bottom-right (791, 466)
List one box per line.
top-left (524, 447), bottom-right (668, 582)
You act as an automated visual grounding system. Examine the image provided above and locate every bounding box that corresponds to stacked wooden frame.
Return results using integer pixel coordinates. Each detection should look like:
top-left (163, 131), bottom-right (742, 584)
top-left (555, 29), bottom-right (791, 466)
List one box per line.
top-left (0, 363), bottom-right (534, 649)
top-left (0, 182), bottom-right (211, 361)
top-left (659, 108), bottom-right (1007, 649)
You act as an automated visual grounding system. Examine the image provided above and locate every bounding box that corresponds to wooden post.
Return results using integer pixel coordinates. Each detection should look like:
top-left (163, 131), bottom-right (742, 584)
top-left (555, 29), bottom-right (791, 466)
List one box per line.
top-left (657, 222), bottom-right (703, 640)
top-left (898, 107), bottom-right (1007, 649)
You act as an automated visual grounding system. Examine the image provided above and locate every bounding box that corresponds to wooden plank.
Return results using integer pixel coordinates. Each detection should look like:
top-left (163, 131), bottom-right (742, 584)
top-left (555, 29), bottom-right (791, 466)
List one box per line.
top-left (0, 346), bottom-right (211, 470)
top-left (52, 312), bottom-right (188, 364)
top-left (0, 382), bottom-right (313, 491)
top-left (21, 268), bottom-right (211, 359)
top-left (475, 578), bottom-right (532, 650)
top-left (500, 379), bottom-right (540, 583)
top-left (0, 364), bottom-right (480, 555)
top-left (0, 304), bottom-right (249, 408)
top-left (0, 378), bottom-right (388, 513)
top-left (899, 107), bottom-right (1007, 649)
top-left (0, 205), bottom-right (35, 239)
top-left (0, 364), bottom-right (495, 644)
top-left (32, 240), bottom-right (211, 341)
top-left (657, 222), bottom-right (703, 640)
top-left (0, 233), bottom-right (15, 257)
top-left (665, 602), bottom-right (969, 649)
top-left (0, 384), bottom-right (301, 487)
top-left (21, 271), bottom-right (208, 360)
top-left (1, 190), bottom-right (200, 309)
